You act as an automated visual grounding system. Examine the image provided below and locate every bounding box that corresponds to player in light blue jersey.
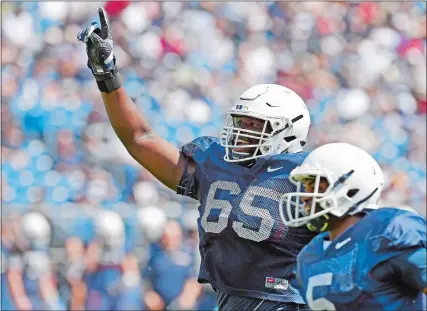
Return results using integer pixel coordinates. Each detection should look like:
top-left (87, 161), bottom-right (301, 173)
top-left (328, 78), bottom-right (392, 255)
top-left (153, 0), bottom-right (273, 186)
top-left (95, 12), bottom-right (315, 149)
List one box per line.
top-left (280, 143), bottom-right (427, 311)
top-left (4, 212), bottom-right (66, 311)
top-left (78, 8), bottom-right (317, 310)
top-left (84, 211), bottom-right (143, 311)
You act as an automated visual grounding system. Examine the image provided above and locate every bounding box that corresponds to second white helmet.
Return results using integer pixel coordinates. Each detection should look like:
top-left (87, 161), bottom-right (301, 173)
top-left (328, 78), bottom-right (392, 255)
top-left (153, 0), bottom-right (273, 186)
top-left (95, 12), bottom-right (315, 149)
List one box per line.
top-left (21, 212), bottom-right (51, 249)
top-left (280, 143), bottom-right (384, 230)
top-left (94, 211), bottom-right (125, 247)
top-left (137, 206), bottom-right (167, 243)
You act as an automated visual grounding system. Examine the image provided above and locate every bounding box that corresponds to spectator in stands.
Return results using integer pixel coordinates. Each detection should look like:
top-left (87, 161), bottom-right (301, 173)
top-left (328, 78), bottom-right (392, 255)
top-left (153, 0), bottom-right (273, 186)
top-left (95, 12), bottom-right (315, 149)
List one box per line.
top-left (0, 2), bottom-right (425, 309)
top-left (143, 220), bottom-right (201, 310)
top-left (1, 1), bottom-right (425, 215)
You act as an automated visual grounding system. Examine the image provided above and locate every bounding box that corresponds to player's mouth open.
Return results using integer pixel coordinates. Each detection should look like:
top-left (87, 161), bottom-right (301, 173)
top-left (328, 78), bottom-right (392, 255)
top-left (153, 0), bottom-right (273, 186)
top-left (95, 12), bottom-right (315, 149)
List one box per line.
top-left (237, 138), bottom-right (251, 145)
top-left (232, 137), bottom-right (257, 153)
top-left (303, 204), bottom-right (311, 215)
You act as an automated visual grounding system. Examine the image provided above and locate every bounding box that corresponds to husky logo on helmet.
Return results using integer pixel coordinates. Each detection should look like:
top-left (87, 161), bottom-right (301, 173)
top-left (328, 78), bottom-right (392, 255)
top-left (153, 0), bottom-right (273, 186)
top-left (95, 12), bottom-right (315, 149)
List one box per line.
top-left (220, 84), bottom-right (311, 164)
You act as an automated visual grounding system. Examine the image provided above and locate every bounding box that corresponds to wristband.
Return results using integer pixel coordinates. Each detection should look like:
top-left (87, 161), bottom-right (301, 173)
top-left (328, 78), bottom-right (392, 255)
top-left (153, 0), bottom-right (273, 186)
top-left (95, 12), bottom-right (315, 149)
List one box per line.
top-left (96, 73), bottom-right (123, 93)
top-left (88, 56), bottom-right (123, 93)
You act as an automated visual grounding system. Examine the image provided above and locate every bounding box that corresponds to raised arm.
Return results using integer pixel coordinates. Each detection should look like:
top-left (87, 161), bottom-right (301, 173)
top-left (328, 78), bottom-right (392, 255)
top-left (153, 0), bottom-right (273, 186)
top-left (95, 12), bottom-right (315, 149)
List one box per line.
top-left (77, 8), bottom-right (194, 191)
top-left (101, 87), bottom-right (190, 190)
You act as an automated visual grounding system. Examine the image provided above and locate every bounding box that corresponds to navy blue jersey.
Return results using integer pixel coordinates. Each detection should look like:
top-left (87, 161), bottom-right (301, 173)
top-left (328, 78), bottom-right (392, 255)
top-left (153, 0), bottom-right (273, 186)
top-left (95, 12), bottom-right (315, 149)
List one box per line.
top-left (297, 208), bottom-right (427, 311)
top-left (177, 136), bottom-right (317, 303)
top-left (85, 244), bottom-right (126, 296)
top-left (85, 247), bottom-right (143, 311)
top-left (144, 244), bottom-right (194, 305)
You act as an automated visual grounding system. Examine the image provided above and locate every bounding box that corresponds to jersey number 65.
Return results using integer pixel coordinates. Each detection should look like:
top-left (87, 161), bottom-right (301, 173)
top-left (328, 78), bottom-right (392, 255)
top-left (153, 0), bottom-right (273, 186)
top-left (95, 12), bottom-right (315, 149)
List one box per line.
top-left (201, 181), bottom-right (283, 242)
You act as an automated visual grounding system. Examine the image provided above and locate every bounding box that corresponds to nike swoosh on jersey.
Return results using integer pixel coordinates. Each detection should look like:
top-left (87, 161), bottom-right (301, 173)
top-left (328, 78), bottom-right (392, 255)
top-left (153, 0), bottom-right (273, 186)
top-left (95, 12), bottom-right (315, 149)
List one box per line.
top-left (267, 166), bottom-right (283, 172)
top-left (335, 237), bottom-right (352, 249)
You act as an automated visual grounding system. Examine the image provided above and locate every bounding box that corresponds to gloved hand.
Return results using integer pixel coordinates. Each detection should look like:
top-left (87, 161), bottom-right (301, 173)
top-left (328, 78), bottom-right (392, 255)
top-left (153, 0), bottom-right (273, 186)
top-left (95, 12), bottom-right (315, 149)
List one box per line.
top-left (77, 8), bottom-right (122, 93)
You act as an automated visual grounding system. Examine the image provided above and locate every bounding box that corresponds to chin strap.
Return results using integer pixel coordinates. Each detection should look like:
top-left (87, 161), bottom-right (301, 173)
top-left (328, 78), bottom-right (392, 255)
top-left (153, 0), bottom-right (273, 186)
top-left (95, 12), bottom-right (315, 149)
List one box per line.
top-left (306, 214), bottom-right (330, 232)
top-left (236, 158), bottom-right (256, 168)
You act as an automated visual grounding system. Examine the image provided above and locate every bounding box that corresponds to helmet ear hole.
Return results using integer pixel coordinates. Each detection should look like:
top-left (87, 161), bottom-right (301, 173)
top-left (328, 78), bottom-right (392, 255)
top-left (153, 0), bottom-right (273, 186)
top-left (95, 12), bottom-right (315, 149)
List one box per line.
top-left (284, 136), bottom-right (296, 143)
top-left (347, 189), bottom-right (359, 198)
top-left (266, 122), bottom-right (273, 134)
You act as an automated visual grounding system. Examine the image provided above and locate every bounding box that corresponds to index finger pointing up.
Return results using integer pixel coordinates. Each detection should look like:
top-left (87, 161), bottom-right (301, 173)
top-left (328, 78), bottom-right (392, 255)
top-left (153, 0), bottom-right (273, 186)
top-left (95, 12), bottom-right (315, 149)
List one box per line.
top-left (98, 7), bottom-right (109, 38)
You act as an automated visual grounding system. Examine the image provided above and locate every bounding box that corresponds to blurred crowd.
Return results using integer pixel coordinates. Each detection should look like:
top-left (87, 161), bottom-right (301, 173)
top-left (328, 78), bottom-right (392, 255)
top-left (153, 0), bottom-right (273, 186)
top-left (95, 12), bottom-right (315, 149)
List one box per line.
top-left (1, 1), bottom-right (426, 310)
top-left (1, 208), bottom-right (216, 310)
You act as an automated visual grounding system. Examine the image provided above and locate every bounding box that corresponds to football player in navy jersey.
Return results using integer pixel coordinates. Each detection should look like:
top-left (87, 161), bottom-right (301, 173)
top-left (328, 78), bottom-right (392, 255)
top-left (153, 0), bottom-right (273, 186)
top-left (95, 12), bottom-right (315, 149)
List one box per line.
top-left (280, 143), bottom-right (427, 311)
top-left (77, 8), bottom-right (317, 310)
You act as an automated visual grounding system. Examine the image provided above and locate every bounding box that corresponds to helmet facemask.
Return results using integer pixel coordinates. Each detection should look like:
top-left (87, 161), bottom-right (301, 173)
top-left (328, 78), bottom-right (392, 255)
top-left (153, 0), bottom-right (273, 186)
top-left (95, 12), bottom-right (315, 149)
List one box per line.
top-left (220, 112), bottom-right (304, 164)
top-left (280, 168), bottom-right (359, 232)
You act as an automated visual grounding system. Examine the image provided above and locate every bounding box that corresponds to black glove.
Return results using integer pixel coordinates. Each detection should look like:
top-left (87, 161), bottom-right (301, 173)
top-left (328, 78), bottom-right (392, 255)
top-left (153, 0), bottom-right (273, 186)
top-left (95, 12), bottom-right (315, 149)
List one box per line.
top-left (77, 8), bottom-right (122, 93)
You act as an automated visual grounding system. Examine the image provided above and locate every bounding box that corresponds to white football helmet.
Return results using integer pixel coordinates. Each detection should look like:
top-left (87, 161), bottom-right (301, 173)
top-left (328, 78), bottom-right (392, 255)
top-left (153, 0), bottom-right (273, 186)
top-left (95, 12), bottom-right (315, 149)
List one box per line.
top-left (280, 143), bottom-right (384, 230)
top-left (137, 206), bottom-right (167, 242)
top-left (21, 212), bottom-right (51, 250)
top-left (220, 84), bottom-right (310, 163)
top-left (94, 211), bottom-right (125, 247)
